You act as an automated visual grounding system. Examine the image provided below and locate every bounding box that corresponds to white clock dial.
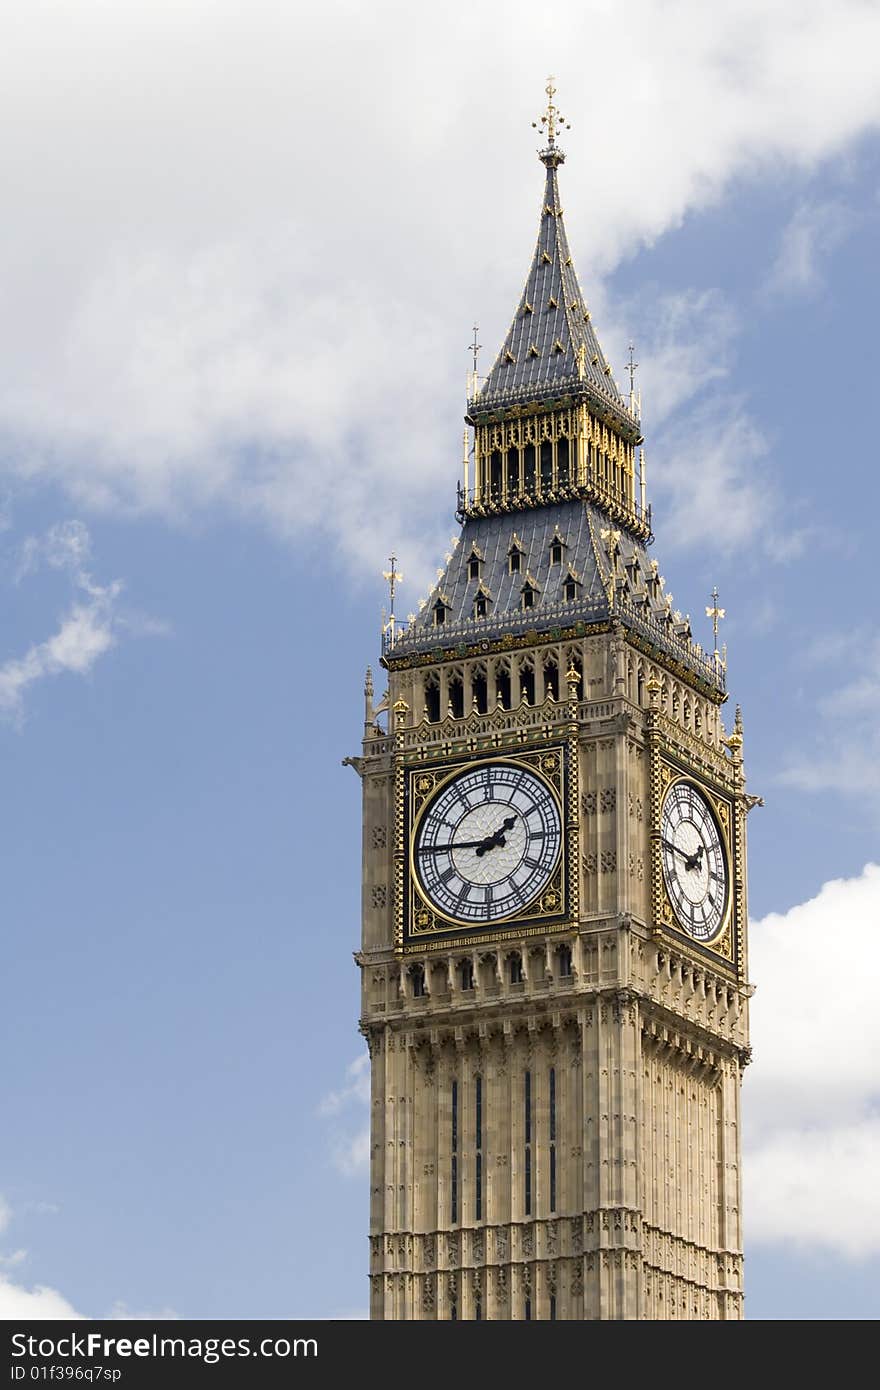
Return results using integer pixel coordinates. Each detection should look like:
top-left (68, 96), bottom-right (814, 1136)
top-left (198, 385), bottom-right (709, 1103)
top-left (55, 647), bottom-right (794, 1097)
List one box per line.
top-left (414, 762), bottom-right (562, 924)
top-left (660, 780), bottom-right (729, 942)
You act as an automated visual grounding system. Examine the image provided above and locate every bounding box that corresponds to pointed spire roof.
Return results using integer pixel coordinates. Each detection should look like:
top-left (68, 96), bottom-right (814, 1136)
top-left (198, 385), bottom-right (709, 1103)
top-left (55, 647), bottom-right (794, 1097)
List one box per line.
top-left (470, 93), bottom-right (639, 441)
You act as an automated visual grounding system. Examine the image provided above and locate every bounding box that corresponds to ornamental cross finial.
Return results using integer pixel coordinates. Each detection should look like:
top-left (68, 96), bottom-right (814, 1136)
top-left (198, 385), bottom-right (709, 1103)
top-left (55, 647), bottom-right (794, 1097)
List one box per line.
top-left (532, 76), bottom-right (570, 149)
top-left (470, 324), bottom-right (481, 376)
top-left (625, 340), bottom-right (639, 394)
top-left (706, 585), bottom-right (726, 664)
top-left (382, 552), bottom-right (404, 647)
top-left (627, 342), bottom-right (639, 409)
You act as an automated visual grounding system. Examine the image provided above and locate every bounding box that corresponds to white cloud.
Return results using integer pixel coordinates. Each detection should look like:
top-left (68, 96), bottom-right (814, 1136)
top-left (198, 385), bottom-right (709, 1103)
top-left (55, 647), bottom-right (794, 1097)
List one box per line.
top-left (0, 519), bottom-right (169, 723)
top-left (767, 198), bottom-right (855, 294)
top-left (0, 1274), bottom-right (84, 1320)
top-left (780, 635), bottom-right (880, 801)
top-left (320, 1054), bottom-right (370, 1176)
top-left (319, 1053), bottom-right (370, 1117)
top-left (745, 864), bottom-right (880, 1255)
top-left (649, 396), bottom-right (776, 556)
top-left (333, 1128), bottom-right (371, 1179)
top-left (0, 1193), bottom-right (84, 1319)
top-left (0, 1), bottom-right (878, 569)
top-left (746, 1120), bottom-right (880, 1259)
top-left (107, 1301), bottom-right (179, 1321)
top-left (0, 593), bottom-right (119, 723)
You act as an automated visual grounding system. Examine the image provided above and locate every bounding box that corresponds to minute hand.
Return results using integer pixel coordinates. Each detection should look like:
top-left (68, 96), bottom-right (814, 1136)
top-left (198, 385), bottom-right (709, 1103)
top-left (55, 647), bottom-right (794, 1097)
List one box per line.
top-left (418, 838), bottom-right (496, 854)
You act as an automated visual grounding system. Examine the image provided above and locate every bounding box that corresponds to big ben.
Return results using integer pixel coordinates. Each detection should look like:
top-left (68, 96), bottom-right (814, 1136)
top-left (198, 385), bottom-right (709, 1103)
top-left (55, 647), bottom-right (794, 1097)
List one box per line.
top-left (349, 84), bottom-right (752, 1321)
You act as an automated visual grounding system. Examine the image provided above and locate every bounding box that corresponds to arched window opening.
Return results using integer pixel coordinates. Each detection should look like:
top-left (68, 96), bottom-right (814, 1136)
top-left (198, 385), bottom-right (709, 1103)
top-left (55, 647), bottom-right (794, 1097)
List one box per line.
top-left (495, 667), bottom-right (511, 710)
top-left (424, 677), bottom-right (441, 723)
top-left (540, 440), bottom-right (553, 492)
top-left (507, 447), bottom-right (520, 496)
top-left (519, 666), bottom-right (535, 706)
top-left (509, 952), bottom-right (524, 984)
top-left (410, 964), bottom-right (426, 998)
top-left (490, 450), bottom-right (503, 500)
top-left (557, 437), bottom-right (570, 487)
top-left (523, 443), bottom-right (536, 495)
top-left (543, 656), bottom-right (558, 702)
top-left (448, 676), bottom-right (465, 719)
top-left (472, 672), bottom-right (488, 714)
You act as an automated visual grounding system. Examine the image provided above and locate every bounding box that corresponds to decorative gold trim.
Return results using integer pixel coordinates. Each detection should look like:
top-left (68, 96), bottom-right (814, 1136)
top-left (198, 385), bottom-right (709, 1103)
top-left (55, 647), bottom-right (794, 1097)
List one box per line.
top-left (647, 713), bottom-right (739, 970)
top-left (657, 776), bottom-right (732, 947)
top-left (401, 747), bottom-right (570, 949)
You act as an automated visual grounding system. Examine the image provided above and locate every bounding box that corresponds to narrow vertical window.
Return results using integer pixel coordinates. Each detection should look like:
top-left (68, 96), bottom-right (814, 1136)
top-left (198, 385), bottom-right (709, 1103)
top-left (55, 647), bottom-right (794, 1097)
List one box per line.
top-left (475, 1075), bottom-right (483, 1221)
top-left (525, 1297), bottom-right (532, 1321)
top-left (524, 1070), bottom-right (532, 1216)
top-left (550, 1295), bottom-right (557, 1320)
top-left (549, 1066), bottom-right (557, 1214)
top-left (451, 1079), bottom-right (458, 1225)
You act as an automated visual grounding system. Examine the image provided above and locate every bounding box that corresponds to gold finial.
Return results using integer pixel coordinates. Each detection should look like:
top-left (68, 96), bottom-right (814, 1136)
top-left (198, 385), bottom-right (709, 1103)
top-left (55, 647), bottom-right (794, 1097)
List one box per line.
top-left (706, 586), bottom-right (726, 672)
top-left (382, 553), bottom-right (404, 647)
top-left (532, 76), bottom-right (570, 151)
top-left (725, 705), bottom-right (744, 756)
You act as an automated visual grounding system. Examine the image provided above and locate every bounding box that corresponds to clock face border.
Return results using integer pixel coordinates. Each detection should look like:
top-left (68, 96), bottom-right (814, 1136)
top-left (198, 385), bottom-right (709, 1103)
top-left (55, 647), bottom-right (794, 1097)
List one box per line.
top-left (402, 747), bottom-right (570, 947)
top-left (649, 748), bottom-right (741, 972)
top-left (659, 777), bottom-right (731, 944)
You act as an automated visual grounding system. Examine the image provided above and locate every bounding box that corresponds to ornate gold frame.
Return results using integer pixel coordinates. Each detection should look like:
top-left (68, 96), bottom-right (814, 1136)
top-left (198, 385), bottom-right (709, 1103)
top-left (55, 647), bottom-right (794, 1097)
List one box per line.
top-left (647, 715), bottom-right (743, 976)
top-left (398, 744), bottom-right (575, 950)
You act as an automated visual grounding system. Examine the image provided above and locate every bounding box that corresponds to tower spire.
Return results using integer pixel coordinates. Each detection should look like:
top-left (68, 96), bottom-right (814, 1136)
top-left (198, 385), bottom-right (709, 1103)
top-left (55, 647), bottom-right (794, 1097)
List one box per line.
top-left (472, 82), bottom-right (636, 435)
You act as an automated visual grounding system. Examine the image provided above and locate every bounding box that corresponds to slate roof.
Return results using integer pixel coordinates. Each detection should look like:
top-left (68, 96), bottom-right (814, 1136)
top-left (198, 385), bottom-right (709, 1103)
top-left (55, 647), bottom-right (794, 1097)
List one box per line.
top-left (470, 148), bottom-right (639, 437)
top-left (387, 499), bottom-right (721, 692)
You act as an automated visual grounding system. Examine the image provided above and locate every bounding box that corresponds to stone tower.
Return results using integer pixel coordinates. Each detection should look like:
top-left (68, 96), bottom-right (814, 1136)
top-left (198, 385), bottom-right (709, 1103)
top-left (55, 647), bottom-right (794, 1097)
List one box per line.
top-left (350, 86), bottom-right (753, 1321)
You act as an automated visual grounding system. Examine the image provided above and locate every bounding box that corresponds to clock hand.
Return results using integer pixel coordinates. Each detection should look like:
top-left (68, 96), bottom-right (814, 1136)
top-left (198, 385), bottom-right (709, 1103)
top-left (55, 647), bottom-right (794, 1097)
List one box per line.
top-left (475, 815), bottom-right (517, 857)
top-left (662, 837), bottom-right (704, 871)
top-left (419, 816), bottom-right (519, 857)
top-left (418, 838), bottom-right (494, 853)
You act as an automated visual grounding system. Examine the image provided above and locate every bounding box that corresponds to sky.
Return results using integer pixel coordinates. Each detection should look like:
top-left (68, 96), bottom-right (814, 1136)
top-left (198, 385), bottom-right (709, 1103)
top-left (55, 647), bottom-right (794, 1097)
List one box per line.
top-left (1, 0), bottom-right (879, 1321)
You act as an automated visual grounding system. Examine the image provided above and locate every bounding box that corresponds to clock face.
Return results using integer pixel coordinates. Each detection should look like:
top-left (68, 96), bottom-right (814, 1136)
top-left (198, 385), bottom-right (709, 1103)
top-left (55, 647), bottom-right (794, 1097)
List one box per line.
top-left (413, 761), bottom-right (562, 925)
top-left (660, 780), bottom-right (729, 941)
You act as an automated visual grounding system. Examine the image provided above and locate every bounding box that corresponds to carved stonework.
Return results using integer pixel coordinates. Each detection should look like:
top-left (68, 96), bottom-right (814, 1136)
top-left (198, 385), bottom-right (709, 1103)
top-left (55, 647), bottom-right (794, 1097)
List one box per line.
top-left (359, 143), bottom-right (750, 1322)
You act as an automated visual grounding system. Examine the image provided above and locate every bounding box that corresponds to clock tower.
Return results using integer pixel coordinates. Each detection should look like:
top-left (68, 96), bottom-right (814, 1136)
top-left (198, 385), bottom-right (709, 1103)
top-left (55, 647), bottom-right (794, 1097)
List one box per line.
top-left (350, 85), bottom-right (753, 1320)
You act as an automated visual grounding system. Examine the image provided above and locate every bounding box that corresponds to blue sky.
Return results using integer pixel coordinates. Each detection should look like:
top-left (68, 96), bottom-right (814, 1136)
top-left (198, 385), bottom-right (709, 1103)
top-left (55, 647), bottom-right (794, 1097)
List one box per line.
top-left (1, 0), bottom-right (879, 1320)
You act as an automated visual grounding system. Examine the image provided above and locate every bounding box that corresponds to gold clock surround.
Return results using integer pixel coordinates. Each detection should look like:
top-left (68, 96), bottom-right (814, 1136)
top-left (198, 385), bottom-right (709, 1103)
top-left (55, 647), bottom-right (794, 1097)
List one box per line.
top-left (648, 736), bottom-right (742, 970)
top-left (400, 746), bottom-right (574, 949)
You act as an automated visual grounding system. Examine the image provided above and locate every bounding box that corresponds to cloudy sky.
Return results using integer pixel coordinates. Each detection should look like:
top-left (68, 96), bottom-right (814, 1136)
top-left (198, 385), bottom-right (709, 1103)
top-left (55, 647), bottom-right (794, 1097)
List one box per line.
top-left (1, 0), bottom-right (878, 1320)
